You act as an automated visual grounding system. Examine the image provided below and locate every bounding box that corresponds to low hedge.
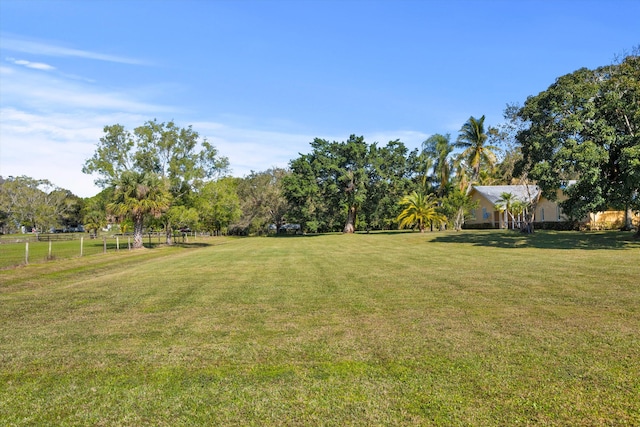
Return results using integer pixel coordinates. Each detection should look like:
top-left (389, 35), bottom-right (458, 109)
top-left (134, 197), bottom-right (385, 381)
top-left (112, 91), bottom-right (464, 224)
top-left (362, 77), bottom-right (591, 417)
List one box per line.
top-left (463, 221), bottom-right (580, 231)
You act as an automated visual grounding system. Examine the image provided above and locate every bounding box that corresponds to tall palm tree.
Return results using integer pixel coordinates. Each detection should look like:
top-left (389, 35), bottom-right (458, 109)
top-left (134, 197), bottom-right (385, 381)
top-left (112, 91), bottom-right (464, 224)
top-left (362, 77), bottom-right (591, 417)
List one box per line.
top-left (108, 171), bottom-right (171, 249)
top-left (455, 115), bottom-right (498, 192)
top-left (422, 133), bottom-right (454, 197)
top-left (396, 191), bottom-right (446, 232)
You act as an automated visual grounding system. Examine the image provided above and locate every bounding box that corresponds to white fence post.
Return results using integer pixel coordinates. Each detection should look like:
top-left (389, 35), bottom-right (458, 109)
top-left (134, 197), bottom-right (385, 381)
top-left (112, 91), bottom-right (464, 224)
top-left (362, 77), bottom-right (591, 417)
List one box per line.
top-left (80, 237), bottom-right (84, 257)
top-left (25, 242), bottom-right (29, 265)
top-left (49, 240), bottom-right (52, 259)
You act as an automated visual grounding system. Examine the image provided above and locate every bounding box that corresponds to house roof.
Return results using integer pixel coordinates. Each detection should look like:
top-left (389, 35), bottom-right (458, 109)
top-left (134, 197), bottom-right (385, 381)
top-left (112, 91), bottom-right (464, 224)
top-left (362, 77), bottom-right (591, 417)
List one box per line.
top-left (472, 185), bottom-right (540, 205)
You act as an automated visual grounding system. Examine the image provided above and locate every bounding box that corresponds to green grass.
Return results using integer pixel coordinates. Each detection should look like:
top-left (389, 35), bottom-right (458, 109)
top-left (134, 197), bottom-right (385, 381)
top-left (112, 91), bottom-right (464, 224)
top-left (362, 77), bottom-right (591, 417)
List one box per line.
top-left (0, 234), bottom-right (204, 269)
top-left (1, 230), bottom-right (639, 426)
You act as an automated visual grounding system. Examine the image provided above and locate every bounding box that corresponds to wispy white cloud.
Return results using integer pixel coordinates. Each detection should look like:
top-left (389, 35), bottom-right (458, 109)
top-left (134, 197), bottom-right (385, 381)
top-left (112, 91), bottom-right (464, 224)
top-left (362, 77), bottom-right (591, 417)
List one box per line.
top-left (0, 34), bottom-right (432, 197)
top-left (1, 34), bottom-right (149, 65)
top-left (7, 57), bottom-right (56, 71)
top-left (0, 60), bottom-right (172, 197)
top-left (1, 61), bottom-right (173, 114)
top-left (0, 108), bottom-right (123, 197)
top-left (0, 110), bottom-right (311, 196)
top-left (192, 121), bottom-right (316, 177)
top-left (194, 122), bottom-right (430, 178)
top-left (1, 103), bottom-right (432, 196)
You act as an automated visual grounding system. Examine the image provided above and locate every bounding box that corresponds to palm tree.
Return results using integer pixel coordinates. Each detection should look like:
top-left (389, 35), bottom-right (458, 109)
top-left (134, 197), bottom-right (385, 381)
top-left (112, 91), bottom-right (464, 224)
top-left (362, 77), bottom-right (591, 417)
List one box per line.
top-left (83, 210), bottom-right (106, 238)
top-left (511, 200), bottom-right (529, 230)
top-left (422, 134), bottom-right (454, 197)
top-left (108, 171), bottom-right (171, 249)
top-left (417, 154), bottom-right (434, 193)
top-left (494, 192), bottom-right (516, 229)
top-left (396, 191), bottom-right (446, 232)
top-left (455, 115), bottom-right (499, 192)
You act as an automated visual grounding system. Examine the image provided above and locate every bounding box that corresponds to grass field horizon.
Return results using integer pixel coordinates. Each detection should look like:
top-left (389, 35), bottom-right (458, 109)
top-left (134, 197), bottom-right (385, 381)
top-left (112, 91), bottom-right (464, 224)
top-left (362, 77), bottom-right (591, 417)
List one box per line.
top-left (1, 230), bottom-right (639, 425)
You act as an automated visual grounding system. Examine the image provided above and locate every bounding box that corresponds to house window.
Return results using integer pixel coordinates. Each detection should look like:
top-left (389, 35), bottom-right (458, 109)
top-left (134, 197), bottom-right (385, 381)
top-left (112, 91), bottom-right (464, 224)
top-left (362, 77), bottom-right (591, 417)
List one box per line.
top-left (557, 206), bottom-right (561, 221)
top-left (541, 208), bottom-right (545, 222)
top-left (482, 207), bottom-right (489, 220)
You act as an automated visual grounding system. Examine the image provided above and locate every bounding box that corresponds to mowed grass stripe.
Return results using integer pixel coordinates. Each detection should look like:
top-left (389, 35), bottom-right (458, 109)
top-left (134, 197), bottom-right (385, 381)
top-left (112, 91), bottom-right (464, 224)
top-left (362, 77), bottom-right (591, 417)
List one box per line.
top-left (1, 231), bottom-right (639, 426)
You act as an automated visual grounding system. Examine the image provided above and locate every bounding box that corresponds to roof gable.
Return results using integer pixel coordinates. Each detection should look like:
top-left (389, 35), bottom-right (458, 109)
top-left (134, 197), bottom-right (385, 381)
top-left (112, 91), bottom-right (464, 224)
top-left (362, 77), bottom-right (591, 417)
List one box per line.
top-left (472, 185), bottom-right (540, 205)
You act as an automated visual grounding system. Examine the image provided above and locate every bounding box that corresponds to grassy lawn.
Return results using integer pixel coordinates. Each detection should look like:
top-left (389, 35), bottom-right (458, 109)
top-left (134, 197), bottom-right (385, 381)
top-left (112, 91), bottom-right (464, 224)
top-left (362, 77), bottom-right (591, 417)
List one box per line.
top-left (0, 233), bottom-right (201, 269)
top-left (1, 230), bottom-right (639, 426)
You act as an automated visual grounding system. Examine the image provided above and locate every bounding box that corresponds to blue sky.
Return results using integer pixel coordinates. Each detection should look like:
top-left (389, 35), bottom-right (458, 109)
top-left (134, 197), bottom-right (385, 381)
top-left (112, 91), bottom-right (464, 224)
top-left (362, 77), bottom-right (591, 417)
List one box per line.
top-left (1, 0), bottom-right (638, 197)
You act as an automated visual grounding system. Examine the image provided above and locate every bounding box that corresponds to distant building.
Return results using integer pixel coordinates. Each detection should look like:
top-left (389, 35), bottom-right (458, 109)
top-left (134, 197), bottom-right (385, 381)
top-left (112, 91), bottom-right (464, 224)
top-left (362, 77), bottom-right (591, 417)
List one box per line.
top-left (466, 184), bottom-right (638, 230)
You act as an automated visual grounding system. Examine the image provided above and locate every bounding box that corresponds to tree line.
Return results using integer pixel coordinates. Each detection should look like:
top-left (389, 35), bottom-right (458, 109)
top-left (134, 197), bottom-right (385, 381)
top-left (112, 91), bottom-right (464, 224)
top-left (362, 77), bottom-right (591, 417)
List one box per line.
top-left (1, 50), bottom-right (638, 244)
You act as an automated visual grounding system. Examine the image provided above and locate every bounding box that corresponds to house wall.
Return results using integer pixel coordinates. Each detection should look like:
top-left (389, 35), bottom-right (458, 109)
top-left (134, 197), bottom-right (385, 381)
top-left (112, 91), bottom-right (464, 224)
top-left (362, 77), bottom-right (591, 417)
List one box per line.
top-left (467, 196), bottom-right (499, 227)
top-left (534, 197), bottom-right (566, 223)
top-left (586, 211), bottom-right (640, 230)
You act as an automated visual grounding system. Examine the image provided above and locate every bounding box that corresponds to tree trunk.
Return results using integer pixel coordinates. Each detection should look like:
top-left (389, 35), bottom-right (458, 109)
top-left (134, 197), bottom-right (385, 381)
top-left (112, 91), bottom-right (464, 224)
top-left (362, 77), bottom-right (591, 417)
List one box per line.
top-left (165, 219), bottom-right (173, 245)
top-left (621, 205), bottom-right (633, 231)
top-left (454, 207), bottom-right (465, 231)
top-left (343, 206), bottom-right (356, 233)
top-left (520, 209), bottom-right (535, 234)
top-left (133, 215), bottom-right (144, 249)
top-left (520, 187), bottom-right (540, 234)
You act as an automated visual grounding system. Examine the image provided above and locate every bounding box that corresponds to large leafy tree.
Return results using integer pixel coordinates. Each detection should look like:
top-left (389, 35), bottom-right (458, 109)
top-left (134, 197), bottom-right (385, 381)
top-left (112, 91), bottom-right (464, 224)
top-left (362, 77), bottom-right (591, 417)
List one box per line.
top-left (235, 168), bottom-right (289, 235)
top-left (490, 103), bottom-right (527, 185)
top-left (197, 177), bottom-right (241, 234)
top-left (362, 140), bottom-right (417, 230)
top-left (0, 176), bottom-right (81, 233)
top-left (283, 155), bottom-right (325, 233)
top-left (82, 188), bottom-right (112, 237)
top-left (83, 120), bottom-right (228, 244)
top-left (284, 136), bottom-right (415, 233)
top-left (337, 136), bottom-right (369, 233)
top-left (515, 52), bottom-right (640, 235)
top-left (134, 120), bottom-right (228, 242)
top-left (164, 205), bottom-right (199, 235)
top-left (284, 135), bottom-right (369, 233)
top-left (0, 176), bottom-right (46, 232)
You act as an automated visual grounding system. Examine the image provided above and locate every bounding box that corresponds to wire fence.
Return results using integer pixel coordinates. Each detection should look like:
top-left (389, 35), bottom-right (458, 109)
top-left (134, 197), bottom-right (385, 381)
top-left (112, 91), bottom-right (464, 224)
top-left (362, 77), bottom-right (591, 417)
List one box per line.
top-left (0, 232), bottom-right (208, 269)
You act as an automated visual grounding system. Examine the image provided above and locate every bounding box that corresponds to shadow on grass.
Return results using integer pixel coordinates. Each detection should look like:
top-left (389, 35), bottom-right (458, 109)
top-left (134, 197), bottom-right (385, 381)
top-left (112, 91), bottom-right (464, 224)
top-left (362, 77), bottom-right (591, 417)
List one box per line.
top-left (268, 230), bottom-right (410, 237)
top-left (356, 230), bottom-right (410, 236)
top-left (266, 233), bottom-right (325, 238)
top-left (144, 241), bottom-right (225, 249)
top-left (431, 230), bottom-right (640, 250)
top-left (173, 242), bottom-right (216, 248)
